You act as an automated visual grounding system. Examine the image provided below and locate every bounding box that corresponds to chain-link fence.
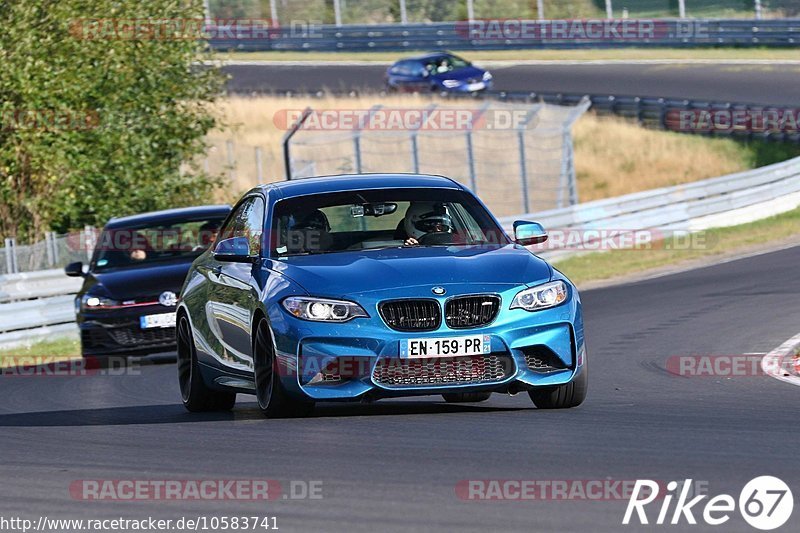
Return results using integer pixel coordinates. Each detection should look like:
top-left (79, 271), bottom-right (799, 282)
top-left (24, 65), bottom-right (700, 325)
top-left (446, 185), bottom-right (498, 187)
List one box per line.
top-left (284, 99), bottom-right (589, 218)
top-left (1, 230), bottom-right (96, 275)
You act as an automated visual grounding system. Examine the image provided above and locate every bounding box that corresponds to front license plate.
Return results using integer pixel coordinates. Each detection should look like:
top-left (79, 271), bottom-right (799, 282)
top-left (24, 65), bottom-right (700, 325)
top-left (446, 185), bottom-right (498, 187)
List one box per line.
top-left (466, 82), bottom-right (485, 91)
top-left (140, 312), bottom-right (176, 329)
top-left (401, 335), bottom-right (491, 359)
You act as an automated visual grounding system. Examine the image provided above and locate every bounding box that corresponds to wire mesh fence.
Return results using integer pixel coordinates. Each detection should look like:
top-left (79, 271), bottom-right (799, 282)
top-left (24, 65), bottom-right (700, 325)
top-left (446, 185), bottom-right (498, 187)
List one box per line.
top-left (0, 230), bottom-right (97, 275)
top-left (286, 99), bottom-right (590, 218)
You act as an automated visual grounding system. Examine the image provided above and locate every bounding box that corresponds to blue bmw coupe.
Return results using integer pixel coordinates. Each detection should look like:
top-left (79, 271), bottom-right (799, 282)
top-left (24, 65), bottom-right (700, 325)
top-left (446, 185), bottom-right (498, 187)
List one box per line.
top-left (385, 52), bottom-right (493, 94)
top-left (177, 174), bottom-right (587, 417)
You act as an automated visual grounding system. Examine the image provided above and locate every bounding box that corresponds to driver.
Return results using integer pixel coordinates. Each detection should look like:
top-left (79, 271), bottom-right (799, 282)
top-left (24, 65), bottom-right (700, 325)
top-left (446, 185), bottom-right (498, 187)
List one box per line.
top-left (286, 209), bottom-right (332, 253)
top-left (401, 202), bottom-right (454, 246)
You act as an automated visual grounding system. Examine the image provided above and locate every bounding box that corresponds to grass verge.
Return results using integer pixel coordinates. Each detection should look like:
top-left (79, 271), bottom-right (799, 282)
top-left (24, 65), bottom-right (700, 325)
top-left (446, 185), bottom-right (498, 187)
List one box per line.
top-left (215, 48), bottom-right (800, 63)
top-left (0, 337), bottom-right (80, 366)
top-left (553, 206), bottom-right (800, 286)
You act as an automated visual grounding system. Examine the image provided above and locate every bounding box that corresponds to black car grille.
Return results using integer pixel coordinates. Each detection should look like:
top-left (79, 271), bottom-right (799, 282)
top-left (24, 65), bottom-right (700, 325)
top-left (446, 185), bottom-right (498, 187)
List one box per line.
top-left (445, 295), bottom-right (500, 329)
top-left (379, 299), bottom-right (441, 332)
top-left (372, 355), bottom-right (512, 387)
top-left (523, 347), bottom-right (568, 373)
top-left (107, 326), bottom-right (176, 347)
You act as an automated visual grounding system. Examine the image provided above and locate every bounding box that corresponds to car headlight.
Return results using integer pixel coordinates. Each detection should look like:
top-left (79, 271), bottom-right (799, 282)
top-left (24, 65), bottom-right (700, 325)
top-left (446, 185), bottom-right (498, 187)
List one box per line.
top-left (282, 297), bottom-right (369, 322)
top-left (442, 79), bottom-right (462, 88)
top-left (510, 281), bottom-right (568, 311)
top-left (482, 71), bottom-right (492, 81)
top-left (80, 294), bottom-right (120, 311)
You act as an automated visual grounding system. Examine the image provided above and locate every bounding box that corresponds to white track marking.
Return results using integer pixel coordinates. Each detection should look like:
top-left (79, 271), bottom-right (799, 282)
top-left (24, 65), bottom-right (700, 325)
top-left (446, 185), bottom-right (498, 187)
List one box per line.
top-left (761, 332), bottom-right (800, 387)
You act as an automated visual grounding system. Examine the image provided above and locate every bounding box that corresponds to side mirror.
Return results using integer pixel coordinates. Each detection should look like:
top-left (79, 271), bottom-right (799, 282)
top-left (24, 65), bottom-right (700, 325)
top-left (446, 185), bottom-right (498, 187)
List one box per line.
top-left (514, 221), bottom-right (548, 246)
top-left (64, 261), bottom-right (85, 277)
top-left (214, 236), bottom-right (257, 263)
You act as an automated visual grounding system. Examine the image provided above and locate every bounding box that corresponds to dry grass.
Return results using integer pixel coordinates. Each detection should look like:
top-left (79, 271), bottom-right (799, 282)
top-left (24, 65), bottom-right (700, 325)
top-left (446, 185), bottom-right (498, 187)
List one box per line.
top-left (208, 94), bottom-right (759, 206)
top-left (573, 114), bottom-right (748, 201)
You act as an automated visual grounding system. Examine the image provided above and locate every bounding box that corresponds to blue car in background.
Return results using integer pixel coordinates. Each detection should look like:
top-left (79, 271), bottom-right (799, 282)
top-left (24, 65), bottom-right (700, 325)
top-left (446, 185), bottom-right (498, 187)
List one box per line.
top-left (177, 174), bottom-right (586, 417)
top-left (385, 52), bottom-right (493, 93)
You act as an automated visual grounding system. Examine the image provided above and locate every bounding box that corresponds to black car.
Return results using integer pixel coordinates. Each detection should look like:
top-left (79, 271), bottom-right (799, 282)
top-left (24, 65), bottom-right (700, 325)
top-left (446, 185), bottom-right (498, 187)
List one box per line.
top-left (65, 205), bottom-right (231, 360)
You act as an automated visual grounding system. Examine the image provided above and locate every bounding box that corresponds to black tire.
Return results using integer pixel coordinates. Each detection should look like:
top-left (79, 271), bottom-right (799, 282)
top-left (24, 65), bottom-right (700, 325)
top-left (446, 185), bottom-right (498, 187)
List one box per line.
top-left (442, 392), bottom-right (492, 403)
top-left (254, 318), bottom-right (314, 418)
top-left (529, 366), bottom-right (588, 409)
top-left (177, 314), bottom-right (236, 412)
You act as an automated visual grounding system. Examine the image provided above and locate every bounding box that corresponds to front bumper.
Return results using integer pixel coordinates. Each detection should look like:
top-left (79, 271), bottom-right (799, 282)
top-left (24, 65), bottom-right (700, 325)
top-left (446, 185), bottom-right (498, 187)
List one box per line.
top-left (269, 284), bottom-right (585, 401)
top-left (78, 305), bottom-right (177, 356)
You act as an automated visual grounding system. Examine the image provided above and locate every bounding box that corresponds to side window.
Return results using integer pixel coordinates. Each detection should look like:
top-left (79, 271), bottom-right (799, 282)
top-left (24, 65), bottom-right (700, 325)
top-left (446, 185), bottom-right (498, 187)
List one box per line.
top-left (244, 197), bottom-right (265, 254)
top-left (217, 196), bottom-right (265, 254)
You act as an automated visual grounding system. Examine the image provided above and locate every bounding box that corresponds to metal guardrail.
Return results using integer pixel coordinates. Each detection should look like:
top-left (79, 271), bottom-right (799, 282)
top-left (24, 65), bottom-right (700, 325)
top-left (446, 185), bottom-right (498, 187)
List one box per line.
top-left (499, 154), bottom-right (800, 260)
top-left (0, 270), bottom-right (81, 348)
top-left (2, 154), bottom-right (800, 347)
top-left (209, 19), bottom-right (800, 52)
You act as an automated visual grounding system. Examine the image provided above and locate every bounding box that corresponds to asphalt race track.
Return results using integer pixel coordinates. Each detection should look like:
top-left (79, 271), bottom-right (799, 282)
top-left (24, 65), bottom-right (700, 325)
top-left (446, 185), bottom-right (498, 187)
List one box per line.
top-left (223, 63), bottom-right (800, 106)
top-left (1, 245), bottom-right (799, 532)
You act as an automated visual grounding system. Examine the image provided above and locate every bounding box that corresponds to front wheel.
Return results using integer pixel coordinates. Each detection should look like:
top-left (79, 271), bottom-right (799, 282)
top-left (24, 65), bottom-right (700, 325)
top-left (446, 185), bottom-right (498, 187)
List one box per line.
top-left (254, 318), bottom-right (315, 418)
top-left (529, 366), bottom-right (587, 409)
top-left (177, 314), bottom-right (236, 412)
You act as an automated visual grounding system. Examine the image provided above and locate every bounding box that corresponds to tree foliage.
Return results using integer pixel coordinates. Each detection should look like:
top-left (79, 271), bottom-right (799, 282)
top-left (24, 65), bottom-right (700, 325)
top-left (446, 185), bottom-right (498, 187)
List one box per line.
top-left (0, 0), bottom-right (225, 242)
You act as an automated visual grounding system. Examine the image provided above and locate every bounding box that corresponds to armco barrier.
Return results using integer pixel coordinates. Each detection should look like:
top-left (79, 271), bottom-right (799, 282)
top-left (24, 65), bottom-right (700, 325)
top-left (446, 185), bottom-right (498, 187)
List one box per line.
top-left (2, 154), bottom-right (800, 347)
top-left (499, 154), bottom-right (800, 260)
top-left (208, 19), bottom-right (800, 52)
top-left (0, 270), bottom-right (81, 348)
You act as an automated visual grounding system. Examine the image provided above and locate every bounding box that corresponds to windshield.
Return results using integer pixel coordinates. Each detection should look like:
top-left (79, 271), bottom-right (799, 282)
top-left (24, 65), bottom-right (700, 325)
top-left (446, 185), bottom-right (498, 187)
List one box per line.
top-left (271, 188), bottom-right (508, 257)
top-left (424, 55), bottom-right (470, 75)
top-left (91, 215), bottom-right (226, 271)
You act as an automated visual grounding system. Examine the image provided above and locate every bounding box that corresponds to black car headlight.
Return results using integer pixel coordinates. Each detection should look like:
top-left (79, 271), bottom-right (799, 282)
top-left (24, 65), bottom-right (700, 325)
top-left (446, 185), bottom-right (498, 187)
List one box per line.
top-left (80, 294), bottom-right (120, 311)
top-left (510, 281), bottom-right (568, 311)
top-left (282, 297), bottom-right (369, 322)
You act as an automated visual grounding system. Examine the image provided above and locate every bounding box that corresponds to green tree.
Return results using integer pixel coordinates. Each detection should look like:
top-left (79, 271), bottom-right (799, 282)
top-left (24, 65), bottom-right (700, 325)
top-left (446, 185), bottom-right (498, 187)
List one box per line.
top-left (0, 0), bottom-right (225, 242)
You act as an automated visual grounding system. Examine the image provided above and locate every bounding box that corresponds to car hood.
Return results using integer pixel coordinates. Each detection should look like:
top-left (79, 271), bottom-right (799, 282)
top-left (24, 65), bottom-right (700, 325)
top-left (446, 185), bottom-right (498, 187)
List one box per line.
top-left (433, 65), bottom-right (486, 82)
top-left (85, 261), bottom-right (192, 300)
top-left (270, 244), bottom-right (551, 297)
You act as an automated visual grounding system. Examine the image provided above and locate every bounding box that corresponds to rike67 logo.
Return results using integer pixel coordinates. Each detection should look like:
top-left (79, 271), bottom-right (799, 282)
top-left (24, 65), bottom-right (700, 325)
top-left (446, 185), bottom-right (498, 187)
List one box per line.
top-left (623, 477), bottom-right (793, 530)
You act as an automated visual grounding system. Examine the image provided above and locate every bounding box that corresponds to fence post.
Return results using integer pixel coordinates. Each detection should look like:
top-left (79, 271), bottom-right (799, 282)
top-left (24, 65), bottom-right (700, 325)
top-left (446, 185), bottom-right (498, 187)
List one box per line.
top-left (516, 108), bottom-right (540, 214)
top-left (408, 103), bottom-right (438, 174)
top-left (226, 140), bottom-right (237, 183)
top-left (352, 105), bottom-right (383, 174)
top-left (45, 232), bottom-right (55, 267)
top-left (51, 231), bottom-right (60, 264)
top-left (4, 238), bottom-right (17, 274)
top-left (84, 226), bottom-right (95, 262)
top-left (465, 102), bottom-right (489, 193)
top-left (255, 146), bottom-right (264, 185)
top-left (282, 107), bottom-right (313, 180)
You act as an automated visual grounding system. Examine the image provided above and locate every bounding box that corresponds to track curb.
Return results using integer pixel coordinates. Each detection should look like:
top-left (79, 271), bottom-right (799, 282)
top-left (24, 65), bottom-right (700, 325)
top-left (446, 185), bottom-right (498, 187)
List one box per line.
top-left (761, 332), bottom-right (800, 387)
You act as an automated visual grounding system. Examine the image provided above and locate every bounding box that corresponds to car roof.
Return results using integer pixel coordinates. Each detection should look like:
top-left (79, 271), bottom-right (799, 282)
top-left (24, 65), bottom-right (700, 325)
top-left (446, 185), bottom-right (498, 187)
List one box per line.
top-left (105, 205), bottom-right (231, 229)
top-left (396, 52), bottom-right (458, 63)
top-left (261, 173), bottom-right (464, 200)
